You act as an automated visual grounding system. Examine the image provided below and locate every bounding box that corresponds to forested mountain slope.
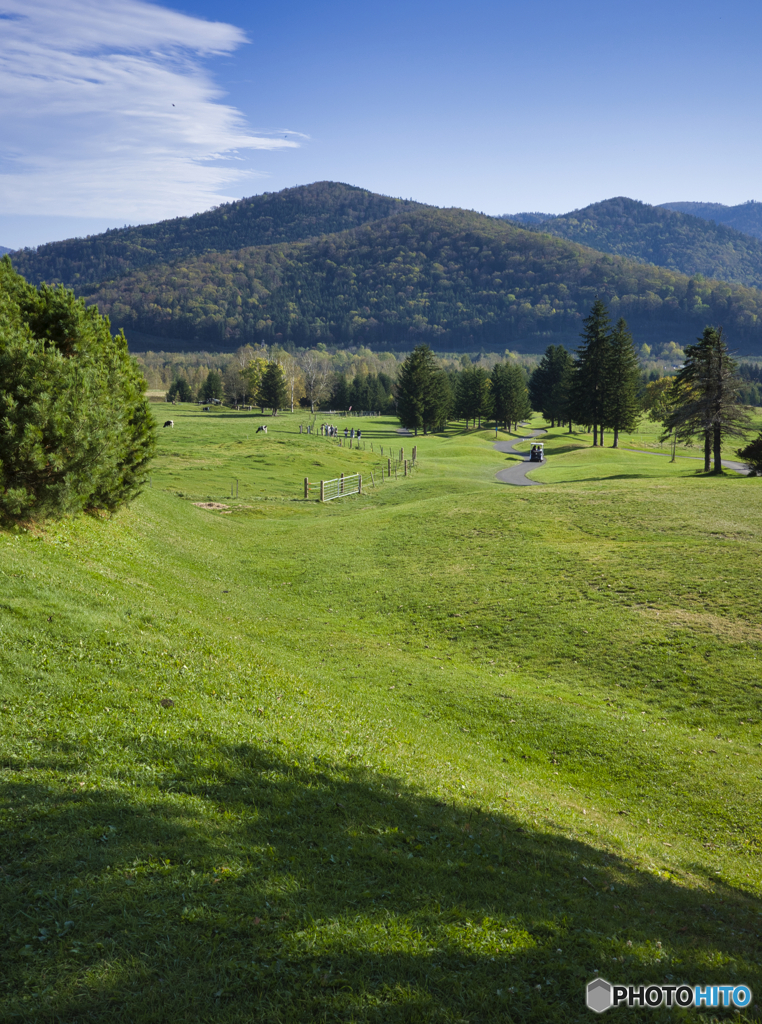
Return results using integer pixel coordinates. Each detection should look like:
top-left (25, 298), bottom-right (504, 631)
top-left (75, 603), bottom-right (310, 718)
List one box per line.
top-left (505, 197), bottom-right (762, 288)
top-left (661, 200), bottom-right (762, 240)
top-left (82, 206), bottom-right (762, 354)
top-left (0, 245), bottom-right (11, 256)
top-left (9, 183), bottom-right (423, 290)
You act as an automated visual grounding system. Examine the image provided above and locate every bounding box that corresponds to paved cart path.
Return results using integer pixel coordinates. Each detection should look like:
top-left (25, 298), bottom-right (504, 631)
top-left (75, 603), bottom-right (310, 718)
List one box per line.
top-left (494, 430), bottom-right (751, 487)
top-left (494, 428), bottom-right (546, 486)
top-left (622, 448), bottom-right (751, 475)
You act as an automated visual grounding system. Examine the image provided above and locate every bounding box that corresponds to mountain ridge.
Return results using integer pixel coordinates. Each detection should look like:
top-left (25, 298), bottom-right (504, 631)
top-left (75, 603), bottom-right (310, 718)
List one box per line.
top-left (501, 197), bottom-right (762, 289)
top-left (660, 200), bottom-right (762, 240)
top-left (79, 202), bottom-right (762, 354)
top-left (9, 182), bottom-right (425, 291)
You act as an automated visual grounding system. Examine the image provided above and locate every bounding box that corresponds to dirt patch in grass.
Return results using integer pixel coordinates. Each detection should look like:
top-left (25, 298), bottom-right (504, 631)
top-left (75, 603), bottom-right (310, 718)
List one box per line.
top-left (192, 502), bottom-right (230, 511)
top-left (637, 605), bottom-right (762, 644)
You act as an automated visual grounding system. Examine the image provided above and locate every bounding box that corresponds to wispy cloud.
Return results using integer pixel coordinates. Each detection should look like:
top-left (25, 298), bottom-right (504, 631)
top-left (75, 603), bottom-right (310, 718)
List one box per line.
top-left (0, 0), bottom-right (301, 219)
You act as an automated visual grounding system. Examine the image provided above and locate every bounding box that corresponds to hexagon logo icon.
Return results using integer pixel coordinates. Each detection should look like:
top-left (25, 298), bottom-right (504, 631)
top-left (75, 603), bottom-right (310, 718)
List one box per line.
top-left (587, 977), bottom-right (612, 1013)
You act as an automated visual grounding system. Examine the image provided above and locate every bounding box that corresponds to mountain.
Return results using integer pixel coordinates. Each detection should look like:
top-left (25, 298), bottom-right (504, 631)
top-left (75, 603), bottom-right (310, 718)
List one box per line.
top-left (0, 245), bottom-right (11, 256)
top-left (660, 200), bottom-right (762, 241)
top-left (78, 201), bottom-right (762, 354)
top-left (500, 212), bottom-right (554, 226)
top-left (502, 197), bottom-right (762, 289)
top-left (9, 182), bottom-right (424, 291)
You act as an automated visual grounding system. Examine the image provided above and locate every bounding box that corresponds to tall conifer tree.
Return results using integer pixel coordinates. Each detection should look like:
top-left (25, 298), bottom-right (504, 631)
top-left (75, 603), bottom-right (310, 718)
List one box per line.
top-left (605, 318), bottom-right (641, 447)
top-left (662, 327), bottom-right (750, 472)
top-left (258, 362), bottom-right (288, 414)
top-left (396, 344), bottom-right (451, 434)
top-left (572, 299), bottom-right (612, 446)
top-left (529, 344), bottom-right (574, 429)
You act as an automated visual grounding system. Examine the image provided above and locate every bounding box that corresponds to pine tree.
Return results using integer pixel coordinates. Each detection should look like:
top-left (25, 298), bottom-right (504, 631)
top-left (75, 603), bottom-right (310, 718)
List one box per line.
top-left (528, 345), bottom-right (574, 428)
top-left (396, 344), bottom-right (451, 435)
top-left (490, 364), bottom-right (511, 429)
top-left (330, 373), bottom-right (350, 411)
top-left (663, 327), bottom-right (750, 472)
top-left (257, 362), bottom-right (288, 415)
top-left (572, 299), bottom-right (611, 446)
top-left (605, 319), bottom-right (641, 447)
top-left (0, 256), bottom-right (156, 522)
top-left (200, 369), bottom-right (223, 403)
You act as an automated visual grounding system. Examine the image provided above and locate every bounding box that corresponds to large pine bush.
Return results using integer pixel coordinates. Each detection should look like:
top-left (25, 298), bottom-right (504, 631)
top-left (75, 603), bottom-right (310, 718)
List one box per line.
top-left (0, 257), bottom-right (156, 522)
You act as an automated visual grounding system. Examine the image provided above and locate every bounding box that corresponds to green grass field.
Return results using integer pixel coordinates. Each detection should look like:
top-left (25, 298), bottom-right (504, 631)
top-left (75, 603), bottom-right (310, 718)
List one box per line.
top-left (1, 404), bottom-right (761, 1022)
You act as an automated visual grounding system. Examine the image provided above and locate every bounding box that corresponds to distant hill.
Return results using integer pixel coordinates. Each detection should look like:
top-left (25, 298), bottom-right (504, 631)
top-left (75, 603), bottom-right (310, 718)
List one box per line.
top-left (79, 202), bottom-right (762, 354)
top-left (502, 197), bottom-right (762, 289)
top-left (0, 245), bottom-right (11, 256)
top-left (660, 200), bottom-right (762, 240)
top-left (500, 212), bottom-right (554, 226)
top-left (9, 182), bottom-right (424, 291)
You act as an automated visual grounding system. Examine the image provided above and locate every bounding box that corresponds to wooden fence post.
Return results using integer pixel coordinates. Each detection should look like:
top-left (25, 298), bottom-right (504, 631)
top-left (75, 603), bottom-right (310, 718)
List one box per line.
top-left (340, 473), bottom-right (344, 494)
top-left (404, 460), bottom-right (407, 477)
top-left (304, 477), bottom-right (309, 498)
top-left (387, 457), bottom-right (391, 475)
top-left (358, 474), bottom-right (362, 494)
top-left (320, 479), bottom-right (325, 502)
top-left (412, 445), bottom-right (417, 462)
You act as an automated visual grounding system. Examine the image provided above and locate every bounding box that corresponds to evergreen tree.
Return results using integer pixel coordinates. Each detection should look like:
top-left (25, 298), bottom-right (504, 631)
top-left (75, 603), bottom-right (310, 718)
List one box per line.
top-left (0, 256), bottom-right (156, 522)
top-left (663, 326), bottom-right (750, 473)
top-left (604, 319), bottom-right (641, 447)
top-left (528, 344), bottom-right (574, 428)
top-left (330, 373), bottom-right (350, 410)
top-left (396, 344), bottom-right (451, 434)
top-left (737, 433), bottom-right (762, 475)
top-left (167, 377), bottom-right (192, 402)
top-left (572, 299), bottom-right (612, 445)
top-left (505, 364), bottom-right (532, 430)
top-left (456, 366), bottom-right (491, 427)
top-left (257, 362), bottom-right (288, 415)
top-left (200, 369), bottom-right (223, 403)
top-left (490, 364), bottom-right (511, 429)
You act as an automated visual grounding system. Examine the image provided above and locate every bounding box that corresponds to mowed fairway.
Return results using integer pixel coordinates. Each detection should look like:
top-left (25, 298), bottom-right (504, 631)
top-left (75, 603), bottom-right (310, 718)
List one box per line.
top-left (1, 405), bottom-right (761, 1023)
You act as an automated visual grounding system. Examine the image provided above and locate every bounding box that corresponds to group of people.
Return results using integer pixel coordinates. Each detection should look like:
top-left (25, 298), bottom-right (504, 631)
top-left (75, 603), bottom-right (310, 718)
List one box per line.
top-left (318, 424), bottom-right (362, 440)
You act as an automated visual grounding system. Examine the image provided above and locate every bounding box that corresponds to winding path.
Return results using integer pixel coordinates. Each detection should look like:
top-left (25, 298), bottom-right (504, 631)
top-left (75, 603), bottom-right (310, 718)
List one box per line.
top-left (494, 428), bottom-right (546, 486)
top-left (494, 429), bottom-right (751, 486)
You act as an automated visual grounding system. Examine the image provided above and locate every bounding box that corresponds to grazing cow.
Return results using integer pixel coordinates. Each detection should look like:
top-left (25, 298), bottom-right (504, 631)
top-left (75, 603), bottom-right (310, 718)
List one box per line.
top-left (163, 420), bottom-right (174, 428)
top-left (256, 425), bottom-right (268, 433)
top-left (202, 406), bottom-right (210, 412)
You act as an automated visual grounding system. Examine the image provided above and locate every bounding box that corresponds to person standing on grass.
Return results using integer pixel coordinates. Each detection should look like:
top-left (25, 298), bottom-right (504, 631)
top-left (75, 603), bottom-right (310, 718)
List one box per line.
top-left (357, 429), bottom-right (362, 440)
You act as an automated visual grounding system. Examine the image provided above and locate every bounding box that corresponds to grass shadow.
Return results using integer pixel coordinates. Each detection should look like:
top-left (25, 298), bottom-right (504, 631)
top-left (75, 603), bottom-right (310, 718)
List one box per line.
top-left (2, 734), bottom-right (760, 1022)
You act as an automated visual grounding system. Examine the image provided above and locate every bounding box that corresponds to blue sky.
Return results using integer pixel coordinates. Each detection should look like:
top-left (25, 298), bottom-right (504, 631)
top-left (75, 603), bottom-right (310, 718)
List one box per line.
top-left (2, 0), bottom-right (762, 248)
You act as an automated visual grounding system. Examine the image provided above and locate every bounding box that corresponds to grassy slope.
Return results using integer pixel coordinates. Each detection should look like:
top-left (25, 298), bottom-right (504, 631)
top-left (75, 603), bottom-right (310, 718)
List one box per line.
top-left (1, 411), bottom-right (761, 1023)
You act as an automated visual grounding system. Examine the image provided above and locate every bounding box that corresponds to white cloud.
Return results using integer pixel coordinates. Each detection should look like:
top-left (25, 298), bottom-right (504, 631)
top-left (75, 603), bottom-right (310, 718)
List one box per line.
top-left (0, 0), bottom-right (301, 218)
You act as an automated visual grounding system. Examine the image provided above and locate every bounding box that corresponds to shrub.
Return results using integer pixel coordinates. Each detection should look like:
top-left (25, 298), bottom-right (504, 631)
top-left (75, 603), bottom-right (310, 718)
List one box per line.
top-left (0, 257), bottom-right (157, 522)
top-left (736, 434), bottom-right (762, 475)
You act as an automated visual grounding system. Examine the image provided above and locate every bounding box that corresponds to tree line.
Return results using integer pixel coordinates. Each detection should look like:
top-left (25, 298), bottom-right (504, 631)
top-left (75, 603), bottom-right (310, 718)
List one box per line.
top-left (393, 299), bottom-right (762, 474)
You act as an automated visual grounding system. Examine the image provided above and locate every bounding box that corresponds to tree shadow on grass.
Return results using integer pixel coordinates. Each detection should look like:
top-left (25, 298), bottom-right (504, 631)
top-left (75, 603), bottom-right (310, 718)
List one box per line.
top-left (2, 735), bottom-right (760, 1023)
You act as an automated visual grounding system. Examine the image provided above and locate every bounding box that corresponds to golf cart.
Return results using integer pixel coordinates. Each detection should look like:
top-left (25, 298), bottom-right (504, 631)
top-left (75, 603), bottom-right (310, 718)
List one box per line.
top-left (529, 443), bottom-right (544, 463)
